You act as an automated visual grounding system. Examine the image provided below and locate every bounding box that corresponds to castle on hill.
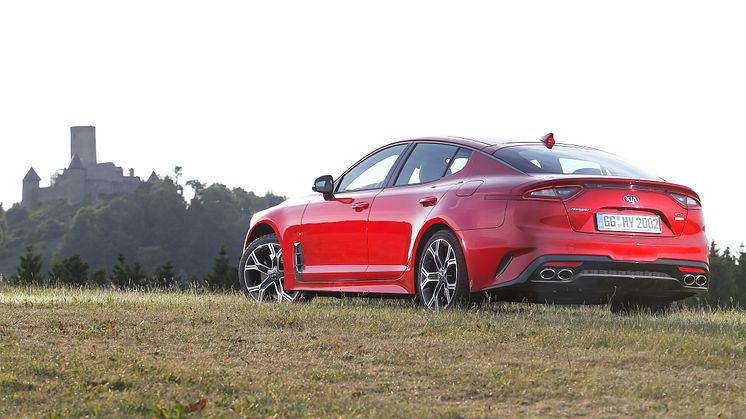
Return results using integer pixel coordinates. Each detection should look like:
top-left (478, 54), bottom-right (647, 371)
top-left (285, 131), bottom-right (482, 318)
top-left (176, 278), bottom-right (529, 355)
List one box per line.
top-left (22, 126), bottom-right (158, 208)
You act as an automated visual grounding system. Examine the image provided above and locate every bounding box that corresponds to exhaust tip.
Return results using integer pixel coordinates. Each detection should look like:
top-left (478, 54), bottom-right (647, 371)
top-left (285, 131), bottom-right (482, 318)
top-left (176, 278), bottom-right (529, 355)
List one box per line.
top-left (683, 274), bottom-right (696, 286)
top-left (539, 268), bottom-right (556, 280)
top-left (695, 275), bottom-right (707, 287)
top-left (557, 269), bottom-right (574, 281)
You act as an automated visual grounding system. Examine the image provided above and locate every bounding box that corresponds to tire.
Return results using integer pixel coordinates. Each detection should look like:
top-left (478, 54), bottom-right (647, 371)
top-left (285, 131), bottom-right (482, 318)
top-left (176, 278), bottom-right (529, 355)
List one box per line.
top-left (415, 230), bottom-right (470, 310)
top-left (238, 234), bottom-right (312, 302)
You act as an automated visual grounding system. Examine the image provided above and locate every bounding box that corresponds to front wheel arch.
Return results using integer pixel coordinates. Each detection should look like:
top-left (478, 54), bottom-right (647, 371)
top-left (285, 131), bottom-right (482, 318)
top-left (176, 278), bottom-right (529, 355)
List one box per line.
top-left (244, 222), bottom-right (278, 249)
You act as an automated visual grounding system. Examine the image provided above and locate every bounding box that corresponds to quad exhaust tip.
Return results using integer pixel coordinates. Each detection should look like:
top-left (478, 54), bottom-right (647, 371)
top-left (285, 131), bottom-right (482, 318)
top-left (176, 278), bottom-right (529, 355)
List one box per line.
top-left (557, 269), bottom-right (574, 280)
top-left (539, 268), bottom-right (556, 280)
top-left (538, 268), bottom-right (574, 281)
top-left (683, 274), bottom-right (696, 286)
top-left (683, 274), bottom-right (706, 287)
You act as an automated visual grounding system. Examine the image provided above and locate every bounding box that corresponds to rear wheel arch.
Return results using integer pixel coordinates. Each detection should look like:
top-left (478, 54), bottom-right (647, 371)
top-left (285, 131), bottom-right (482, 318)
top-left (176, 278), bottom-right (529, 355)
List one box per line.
top-left (413, 222), bottom-right (470, 290)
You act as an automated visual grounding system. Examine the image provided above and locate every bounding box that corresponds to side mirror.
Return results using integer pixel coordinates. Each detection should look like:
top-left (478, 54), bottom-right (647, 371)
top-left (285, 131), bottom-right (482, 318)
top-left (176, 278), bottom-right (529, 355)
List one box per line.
top-left (312, 175), bottom-right (334, 196)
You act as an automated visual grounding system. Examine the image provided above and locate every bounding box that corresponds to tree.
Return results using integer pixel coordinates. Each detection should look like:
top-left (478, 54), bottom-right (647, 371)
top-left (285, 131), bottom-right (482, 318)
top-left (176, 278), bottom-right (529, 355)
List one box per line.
top-left (700, 242), bottom-right (740, 308)
top-left (186, 179), bottom-right (205, 195)
top-left (91, 268), bottom-right (108, 287)
top-left (58, 207), bottom-right (101, 266)
top-left (49, 254), bottom-right (89, 286)
top-left (48, 262), bottom-right (67, 285)
top-left (737, 245), bottom-right (746, 308)
top-left (206, 245), bottom-right (235, 290)
top-left (127, 260), bottom-right (148, 288)
top-left (16, 245), bottom-right (43, 284)
top-left (0, 203), bottom-right (7, 245)
top-left (111, 254), bottom-right (129, 288)
top-left (153, 261), bottom-right (179, 288)
top-left (173, 166), bottom-right (184, 196)
top-left (108, 253), bottom-right (148, 289)
top-left (64, 254), bottom-right (89, 286)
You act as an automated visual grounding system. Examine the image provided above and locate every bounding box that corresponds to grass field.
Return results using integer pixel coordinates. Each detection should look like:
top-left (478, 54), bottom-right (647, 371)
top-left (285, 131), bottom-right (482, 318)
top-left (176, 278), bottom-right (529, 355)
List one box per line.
top-left (1, 286), bottom-right (745, 418)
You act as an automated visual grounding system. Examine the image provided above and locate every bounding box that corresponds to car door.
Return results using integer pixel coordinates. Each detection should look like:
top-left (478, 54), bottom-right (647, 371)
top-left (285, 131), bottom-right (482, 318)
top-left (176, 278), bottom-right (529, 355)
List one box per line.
top-left (366, 143), bottom-right (472, 280)
top-left (299, 143), bottom-right (409, 281)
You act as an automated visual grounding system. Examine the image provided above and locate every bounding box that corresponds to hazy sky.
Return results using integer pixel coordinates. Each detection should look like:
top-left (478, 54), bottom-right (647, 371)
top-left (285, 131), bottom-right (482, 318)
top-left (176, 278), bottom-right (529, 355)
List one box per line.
top-left (1, 1), bottom-right (744, 250)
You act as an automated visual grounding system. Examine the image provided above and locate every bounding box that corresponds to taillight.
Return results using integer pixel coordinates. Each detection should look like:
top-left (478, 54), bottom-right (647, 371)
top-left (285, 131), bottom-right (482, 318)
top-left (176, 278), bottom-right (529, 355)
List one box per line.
top-left (524, 186), bottom-right (582, 200)
top-left (543, 261), bottom-right (582, 267)
top-left (671, 193), bottom-right (701, 208)
top-left (679, 266), bottom-right (707, 274)
top-left (540, 132), bottom-right (555, 149)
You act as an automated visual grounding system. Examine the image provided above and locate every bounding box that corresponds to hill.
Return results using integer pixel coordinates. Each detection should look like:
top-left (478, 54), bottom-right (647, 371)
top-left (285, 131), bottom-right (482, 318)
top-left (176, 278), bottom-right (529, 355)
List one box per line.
top-left (0, 177), bottom-right (284, 278)
top-left (0, 287), bottom-right (744, 417)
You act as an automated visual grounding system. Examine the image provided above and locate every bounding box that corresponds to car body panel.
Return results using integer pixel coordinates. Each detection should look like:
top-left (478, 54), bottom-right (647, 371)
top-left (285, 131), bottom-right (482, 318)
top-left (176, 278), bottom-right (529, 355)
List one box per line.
top-left (299, 190), bottom-right (378, 281)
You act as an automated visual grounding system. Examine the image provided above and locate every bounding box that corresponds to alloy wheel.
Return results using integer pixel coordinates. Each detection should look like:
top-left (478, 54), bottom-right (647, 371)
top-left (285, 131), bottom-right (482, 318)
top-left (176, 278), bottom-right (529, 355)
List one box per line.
top-left (242, 242), bottom-right (299, 302)
top-left (419, 238), bottom-right (458, 310)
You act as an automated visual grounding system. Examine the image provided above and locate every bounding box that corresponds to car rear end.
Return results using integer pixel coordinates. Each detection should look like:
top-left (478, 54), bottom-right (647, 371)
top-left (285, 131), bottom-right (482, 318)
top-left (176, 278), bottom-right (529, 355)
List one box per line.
top-left (480, 142), bottom-right (709, 304)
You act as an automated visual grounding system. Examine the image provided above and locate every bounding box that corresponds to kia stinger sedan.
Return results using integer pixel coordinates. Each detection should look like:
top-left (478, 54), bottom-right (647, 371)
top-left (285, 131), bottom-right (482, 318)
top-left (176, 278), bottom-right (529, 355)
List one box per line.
top-left (239, 134), bottom-right (708, 312)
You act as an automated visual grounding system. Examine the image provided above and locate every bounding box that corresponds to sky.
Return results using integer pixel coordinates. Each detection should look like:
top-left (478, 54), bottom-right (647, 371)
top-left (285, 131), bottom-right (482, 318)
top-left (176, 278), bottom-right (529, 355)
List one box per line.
top-left (1, 1), bottom-right (744, 250)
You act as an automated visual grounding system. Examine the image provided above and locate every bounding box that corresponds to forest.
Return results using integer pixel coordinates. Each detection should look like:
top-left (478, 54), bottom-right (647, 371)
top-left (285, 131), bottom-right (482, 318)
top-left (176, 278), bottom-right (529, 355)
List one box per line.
top-left (0, 171), bottom-right (284, 289)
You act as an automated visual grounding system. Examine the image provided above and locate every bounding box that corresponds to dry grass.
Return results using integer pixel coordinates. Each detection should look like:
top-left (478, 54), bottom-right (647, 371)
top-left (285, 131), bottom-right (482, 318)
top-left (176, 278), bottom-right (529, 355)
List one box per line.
top-left (1, 286), bottom-right (745, 418)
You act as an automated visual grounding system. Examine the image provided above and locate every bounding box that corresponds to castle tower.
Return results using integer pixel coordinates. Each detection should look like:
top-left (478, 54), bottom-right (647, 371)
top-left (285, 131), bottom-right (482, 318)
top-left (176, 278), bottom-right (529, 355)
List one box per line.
top-left (66, 154), bottom-right (87, 205)
top-left (22, 168), bottom-right (41, 208)
top-left (71, 126), bottom-right (97, 167)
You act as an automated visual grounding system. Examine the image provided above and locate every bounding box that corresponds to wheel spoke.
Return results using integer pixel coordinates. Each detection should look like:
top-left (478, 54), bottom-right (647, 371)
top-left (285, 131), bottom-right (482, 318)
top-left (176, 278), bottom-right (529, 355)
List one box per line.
top-left (445, 246), bottom-right (457, 268)
top-left (274, 248), bottom-right (282, 269)
top-left (247, 253), bottom-right (270, 274)
top-left (420, 267), bottom-right (440, 288)
top-left (427, 282), bottom-right (442, 309)
top-left (428, 245), bottom-right (443, 271)
top-left (246, 276), bottom-right (273, 301)
top-left (442, 283), bottom-right (453, 304)
top-left (276, 280), bottom-right (296, 302)
top-left (259, 277), bottom-right (276, 301)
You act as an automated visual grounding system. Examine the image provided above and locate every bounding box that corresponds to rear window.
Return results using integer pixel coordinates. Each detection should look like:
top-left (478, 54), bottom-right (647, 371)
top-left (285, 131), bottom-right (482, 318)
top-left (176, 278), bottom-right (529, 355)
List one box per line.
top-left (493, 145), bottom-right (659, 180)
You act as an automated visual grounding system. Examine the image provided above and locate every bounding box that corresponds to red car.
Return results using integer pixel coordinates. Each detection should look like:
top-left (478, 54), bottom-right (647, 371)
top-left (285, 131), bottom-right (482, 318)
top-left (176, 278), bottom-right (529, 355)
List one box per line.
top-left (239, 134), bottom-right (708, 312)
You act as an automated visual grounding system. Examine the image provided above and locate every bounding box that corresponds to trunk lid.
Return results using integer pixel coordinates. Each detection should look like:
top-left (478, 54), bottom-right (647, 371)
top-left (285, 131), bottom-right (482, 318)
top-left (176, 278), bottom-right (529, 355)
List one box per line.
top-left (526, 176), bottom-right (695, 237)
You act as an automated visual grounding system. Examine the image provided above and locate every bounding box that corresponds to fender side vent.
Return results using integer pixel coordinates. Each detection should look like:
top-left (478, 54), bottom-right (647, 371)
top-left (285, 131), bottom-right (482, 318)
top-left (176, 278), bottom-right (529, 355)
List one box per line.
top-left (293, 242), bottom-right (305, 272)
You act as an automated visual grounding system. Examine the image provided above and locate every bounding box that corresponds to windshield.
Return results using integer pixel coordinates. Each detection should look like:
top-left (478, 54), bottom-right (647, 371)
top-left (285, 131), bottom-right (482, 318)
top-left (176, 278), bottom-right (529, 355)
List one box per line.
top-left (493, 145), bottom-right (660, 180)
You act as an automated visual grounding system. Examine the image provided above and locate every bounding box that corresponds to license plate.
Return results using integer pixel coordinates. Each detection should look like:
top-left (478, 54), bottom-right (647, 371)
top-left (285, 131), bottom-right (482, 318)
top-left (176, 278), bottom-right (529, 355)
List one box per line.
top-left (596, 213), bottom-right (662, 233)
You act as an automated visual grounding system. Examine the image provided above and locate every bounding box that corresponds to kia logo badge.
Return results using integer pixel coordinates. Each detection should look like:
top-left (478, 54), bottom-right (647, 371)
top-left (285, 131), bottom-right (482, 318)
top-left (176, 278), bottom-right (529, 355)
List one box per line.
top-left (623, 195), bottom-right (639, 205)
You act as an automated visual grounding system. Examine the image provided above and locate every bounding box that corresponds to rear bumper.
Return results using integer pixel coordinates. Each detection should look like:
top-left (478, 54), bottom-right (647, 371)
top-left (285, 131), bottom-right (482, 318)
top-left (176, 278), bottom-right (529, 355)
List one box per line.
top-left (484, 255), bottom-right (708, 304)
top-left (457, 199), bottom-right (709, 294)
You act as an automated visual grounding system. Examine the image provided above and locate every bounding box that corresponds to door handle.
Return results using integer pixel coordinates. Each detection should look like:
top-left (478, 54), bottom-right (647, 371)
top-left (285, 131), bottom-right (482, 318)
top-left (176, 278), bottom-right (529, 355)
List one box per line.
top-left (418, 196), bottom-right (438, 207)
top-left (351, 202), bottom-right (370, 211)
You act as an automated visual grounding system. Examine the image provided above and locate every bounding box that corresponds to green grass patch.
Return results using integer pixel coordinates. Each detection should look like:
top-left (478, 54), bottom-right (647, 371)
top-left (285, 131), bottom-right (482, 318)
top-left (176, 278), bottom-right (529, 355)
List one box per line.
top-left (1, 286), bottom-right (745, 417)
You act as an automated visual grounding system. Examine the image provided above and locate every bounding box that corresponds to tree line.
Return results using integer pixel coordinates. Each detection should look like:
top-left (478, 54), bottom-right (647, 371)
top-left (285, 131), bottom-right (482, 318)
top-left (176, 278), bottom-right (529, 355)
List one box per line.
top-left (0, 169), bottom-right (284, 283)
top-left (690, 242), bottom-right (746, 308)
top-left (1, 176), bottom-right (744, 305)
top-left (5, 244), bottom-right (236, 290)
top-left (4, 237), bottom-right (746, 308)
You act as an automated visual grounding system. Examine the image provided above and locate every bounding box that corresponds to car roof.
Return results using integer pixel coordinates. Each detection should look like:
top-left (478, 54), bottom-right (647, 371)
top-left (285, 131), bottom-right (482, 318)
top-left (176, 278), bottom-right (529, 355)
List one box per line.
top-left (391, 136), bottom-right (596, 153)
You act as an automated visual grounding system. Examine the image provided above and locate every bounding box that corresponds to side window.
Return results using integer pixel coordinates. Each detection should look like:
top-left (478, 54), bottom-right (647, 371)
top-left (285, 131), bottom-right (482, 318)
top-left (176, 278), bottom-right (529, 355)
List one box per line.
top-left (395, 143), bottom-right (459, 186)
top-left (336, 144), bottom-right (407, 192)
top-left (445, 148), bottom-right (472, 176)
